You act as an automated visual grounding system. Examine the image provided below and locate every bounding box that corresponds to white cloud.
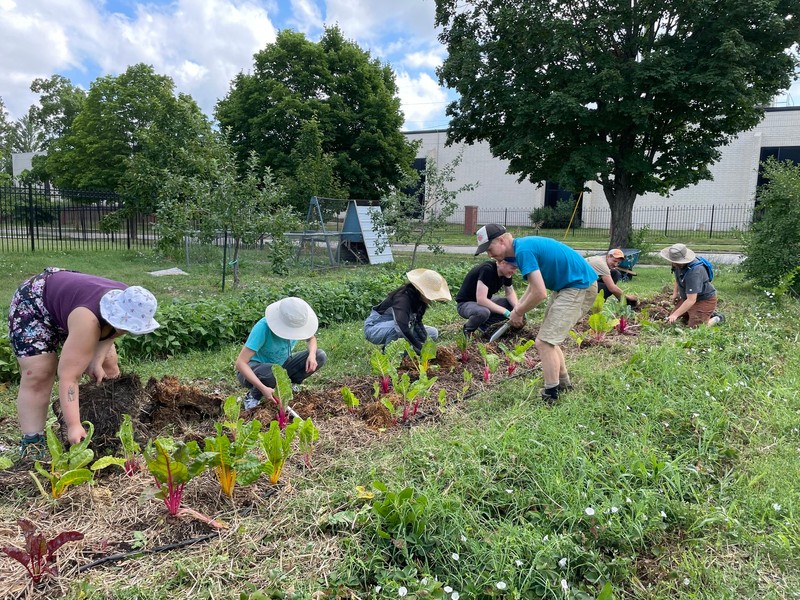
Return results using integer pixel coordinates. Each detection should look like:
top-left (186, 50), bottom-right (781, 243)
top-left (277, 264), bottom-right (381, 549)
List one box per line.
top-left (396, 71), bottom-right (450, 130)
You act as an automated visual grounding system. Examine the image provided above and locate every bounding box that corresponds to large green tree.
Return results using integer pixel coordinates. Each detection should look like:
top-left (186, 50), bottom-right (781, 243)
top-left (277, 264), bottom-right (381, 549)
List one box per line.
top-left (216, 26), bottom-right (417, 200)
top-left (45, 64), bottom-right (214, 203)
top-left (435, 0), bottom-right (800, 247)
top-left (0, 98), bottom-right (12, 183)
top-left (29, 75), bottom-right (86, 147)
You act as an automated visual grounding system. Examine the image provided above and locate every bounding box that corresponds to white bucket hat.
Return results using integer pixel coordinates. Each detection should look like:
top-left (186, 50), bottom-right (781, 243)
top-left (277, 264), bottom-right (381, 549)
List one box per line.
top-left (100, 286), bottom-right (160, 336)
top-left (406, 269), bottom-right (452, 302)
top-left (659, 243), bottom-right (696, 264)
top-left (265, 297), bottom-right (319, 340)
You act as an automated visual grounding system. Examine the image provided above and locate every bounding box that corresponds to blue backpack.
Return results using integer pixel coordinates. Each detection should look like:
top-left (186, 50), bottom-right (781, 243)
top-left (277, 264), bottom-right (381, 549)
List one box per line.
top-left (686, 257), bottom-right (714, 281)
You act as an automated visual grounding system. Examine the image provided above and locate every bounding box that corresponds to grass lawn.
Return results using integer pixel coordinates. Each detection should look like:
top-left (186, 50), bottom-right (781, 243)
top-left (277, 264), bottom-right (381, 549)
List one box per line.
top-left (0, 249), bottom-right (797, 599)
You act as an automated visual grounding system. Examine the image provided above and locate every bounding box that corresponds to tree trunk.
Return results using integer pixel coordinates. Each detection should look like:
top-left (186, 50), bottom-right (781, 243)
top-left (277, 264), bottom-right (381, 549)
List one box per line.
top-left (233, 238), bottom-right (241, 288)
top-left (603, 182), bottom-right (638, 249)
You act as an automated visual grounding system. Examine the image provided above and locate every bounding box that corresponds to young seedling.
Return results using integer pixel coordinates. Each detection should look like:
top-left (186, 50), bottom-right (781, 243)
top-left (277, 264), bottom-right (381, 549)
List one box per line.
top-left (370, 347), bottom-right (398, 395)
top-left (204, 396), bottom-right (263, 497)
top-left (144, 437), bottom-right (216, 516)
top-left (32, 421), bottom-right (96, 499)
top-left (587, 292), bottom-right (617, 340)
top-left (91, 414), bottom-right (141, 476)
top-left (499, 339), bottom-right (535, 375)
top-left (569, 329), bottom-right (585, 348)
top-left (296, 417), bottom-right (320, 468)
top-left (271, 365), bottom-right (294, 430)
top-left (477, 343), bottom-right (500, 383)
top-left (459, 369), bottom-right (474, 401)
top-left (455, 332), bottom-right (470, 364)
top-left (1, 518), bottom-right (84, 584)
top-left (341, 386), bottom-right (360, 413)
top-left (261, 418), bottom-right (301, 484)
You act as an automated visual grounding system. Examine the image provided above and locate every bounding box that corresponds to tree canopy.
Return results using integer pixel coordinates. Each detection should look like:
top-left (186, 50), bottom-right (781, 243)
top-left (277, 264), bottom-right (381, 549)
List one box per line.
top-left (435, 0), bottom-right (800, 247)
top-left (216, 26), bottom-right (417, 201)
top-left (44, 64), bottom-right (214, 203)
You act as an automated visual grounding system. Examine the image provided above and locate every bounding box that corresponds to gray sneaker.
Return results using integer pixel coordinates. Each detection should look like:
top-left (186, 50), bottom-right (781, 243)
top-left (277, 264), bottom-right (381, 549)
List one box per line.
top-left (242, 390), bottom-right (261, 410)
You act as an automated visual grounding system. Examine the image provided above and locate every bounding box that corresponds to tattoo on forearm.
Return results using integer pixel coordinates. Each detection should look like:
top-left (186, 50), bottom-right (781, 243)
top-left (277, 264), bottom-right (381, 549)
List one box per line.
top-left (68, 385), bottom-right (76, 402)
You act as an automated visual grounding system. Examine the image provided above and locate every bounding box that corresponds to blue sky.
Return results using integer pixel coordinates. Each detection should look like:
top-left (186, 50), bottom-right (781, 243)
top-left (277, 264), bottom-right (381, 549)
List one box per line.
top-left (0, 0), bottom-right (455, 130)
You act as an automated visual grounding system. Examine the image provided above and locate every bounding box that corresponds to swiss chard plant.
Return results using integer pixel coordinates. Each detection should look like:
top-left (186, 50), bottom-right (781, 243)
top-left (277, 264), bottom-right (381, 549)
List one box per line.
top-left (296, 417), bottom-right (320, 468)
top-left (401, 338), bottom-right (438, 376)
top-left (204, 396), bottom-right (263, 497)
top-left (144, 437), bottom-right (216, 516)
top-left (455, 332), bottom-right (470, 364)
top-left (370, 339), bottom-right (405, 394)
top-left (91, 414), bottom-right (141, 476)
top-left (1, 518), bottom-right (84, 584)
top-left (477, 343), bottom-right (500, 383)
top-left (260, 418), bottom-right (301, 484)
top-left (587, 292), bottom-right (618, 340)
top-left (390, 372), bottom-right (438, 422)
top-left (32, 421), bottom-right (96, 499)
top-left (603, 296), bottom-right (636, 334)
top-left (499, 339), bottom-right (535, 375)
top-left (340, 386), bottom-right (360, 413)
top-left (271, 365), bottom-right (294, 430)
top-left (569, 329), bottom-right (585, 348)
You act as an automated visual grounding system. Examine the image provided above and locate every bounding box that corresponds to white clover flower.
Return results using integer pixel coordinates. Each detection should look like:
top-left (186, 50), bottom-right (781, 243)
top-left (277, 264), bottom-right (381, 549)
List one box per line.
top-left (496, 581), bottom-right (507, 590)
top-left (611, 506), bottom-right (619, 514)
top-left (683, 577), bottom-right (690, 586)
top-left (451, 593), bottom-right (460, 600)
top-left (660, 511), bottom-right (667, 519)
top-left (444, 586), bottom-right (453, 593)
top-left (421, 578), bottom-right (428, 585)
top-left (506, 488), bottom-right (514, 494)
top-left (452, 552), bottom-right (460, 561)
top-left (558, 557), bottom-right (567, 568)
top-left (626, 497), bottom-right (632, 504)
top-left (773, 503), bottom-right (781, 511)
top-left (561, 579), bottom-right (569, 592)
top-left (543, 535), bottom-right (549, 542)
top-left (460, 534), bottom-right (467, 542)
top-left (515, 559), bottom-right (523, 567)
top-left (585, 507), bottom-right (595, 516)
top-left (375, 585), bottom-right (382, 593)
top-left (398, 587), bottom-right (407, 597)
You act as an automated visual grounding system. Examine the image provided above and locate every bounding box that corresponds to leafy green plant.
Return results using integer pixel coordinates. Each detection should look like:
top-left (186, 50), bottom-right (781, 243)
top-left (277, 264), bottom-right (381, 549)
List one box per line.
top-left (271, 365), bottom-right (294, 430)
top-left (260, 418), bottom-right (302, 484)
top-left (499, 339), bottom-right (535, 375)
top-left (569, 329), bottom-right (585, 348)
top-left (587, 293), bottom-right (618, 340)
top-left (144, 437), bottom-right (216, 516)
top-left (389, 372), bottom-right (438, 422)
top-left (603, 296), bottom-right (636, 334)
top-left (1, 518), bottom-right (84, 584)
top-left (370, 344), bottom-right (400, 395)
top-left (204, 396), bottom-right (263, 497)
top-left (91, 414), bottom-right (141, 476)
top-left (0, 334), bottom-right (20, 384)
top-left (296, 417), bottom-right (320, 468)
top-left (32, 421), bottom-right (96, 499)
top-left (477, 343), bottom-right (500, 383)
top-left (455, 331), bottom-right (470, 363)
top-left (341, 386), bottom-right (360, 413)
top-left (371, 481), bottom-right (429, 548)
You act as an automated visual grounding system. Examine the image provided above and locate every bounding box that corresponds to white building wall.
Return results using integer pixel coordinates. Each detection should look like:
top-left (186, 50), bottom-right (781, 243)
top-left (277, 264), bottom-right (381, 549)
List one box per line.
top-left (405, 107), bottom-right (800, 232)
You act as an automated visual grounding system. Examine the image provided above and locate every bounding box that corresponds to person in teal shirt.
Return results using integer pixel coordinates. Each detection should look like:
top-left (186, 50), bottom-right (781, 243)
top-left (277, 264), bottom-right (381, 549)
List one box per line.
top-left (474, 224), bottom-right (597, 403)
top-left (235, 297), bottom-right (326, 410)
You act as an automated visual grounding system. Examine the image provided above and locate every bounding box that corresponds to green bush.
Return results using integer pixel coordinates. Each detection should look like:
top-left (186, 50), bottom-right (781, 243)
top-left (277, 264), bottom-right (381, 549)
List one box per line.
top-left (743, 158), bottom-right (800, 294)
top-left (529, 199), bottom-right (580, 229)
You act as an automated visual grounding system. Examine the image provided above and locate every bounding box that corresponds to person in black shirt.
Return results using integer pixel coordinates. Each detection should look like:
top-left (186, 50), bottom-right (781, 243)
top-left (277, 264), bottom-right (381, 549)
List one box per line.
top-left (363, 269), bottom-right (451, 352)
top-left (456, 258), bottom-right (519, 336)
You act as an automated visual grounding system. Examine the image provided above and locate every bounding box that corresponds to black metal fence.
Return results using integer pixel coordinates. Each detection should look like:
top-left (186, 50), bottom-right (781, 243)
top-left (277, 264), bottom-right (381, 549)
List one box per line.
top-left (0, 185), bottom-right (156, 252)
top-left (444, 203), bottom-right (755, 241)
top-left (1, 183), bottom-right (756, 253)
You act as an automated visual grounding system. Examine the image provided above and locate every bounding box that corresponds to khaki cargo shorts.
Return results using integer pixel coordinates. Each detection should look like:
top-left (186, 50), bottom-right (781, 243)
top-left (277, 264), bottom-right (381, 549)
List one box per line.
top-left (537, 283), bottom-right (598, 345)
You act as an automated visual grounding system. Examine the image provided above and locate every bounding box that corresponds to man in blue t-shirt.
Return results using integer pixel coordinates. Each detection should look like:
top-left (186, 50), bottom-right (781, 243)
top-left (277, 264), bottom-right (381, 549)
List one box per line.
top-left (474, 224), bottom-right (598, 403)
top-left (235, 297), bottom-right (327, 410)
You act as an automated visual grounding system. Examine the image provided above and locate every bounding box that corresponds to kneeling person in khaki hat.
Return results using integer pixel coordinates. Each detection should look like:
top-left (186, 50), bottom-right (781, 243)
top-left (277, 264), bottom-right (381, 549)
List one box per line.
top-left (364, 269), bottom-right (451, 352)
top-left (660, 243), bottom-right (723, 327)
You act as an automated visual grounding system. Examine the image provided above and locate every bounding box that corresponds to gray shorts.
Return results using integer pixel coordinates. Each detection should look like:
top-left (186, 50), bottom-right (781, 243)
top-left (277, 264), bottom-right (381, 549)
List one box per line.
top-left (537, 283), bottom-right (598, 345)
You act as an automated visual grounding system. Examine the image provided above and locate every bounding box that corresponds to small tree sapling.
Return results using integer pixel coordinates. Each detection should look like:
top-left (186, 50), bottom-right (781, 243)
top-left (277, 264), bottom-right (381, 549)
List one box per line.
top-left (1, 518), bottom-right (84, 584)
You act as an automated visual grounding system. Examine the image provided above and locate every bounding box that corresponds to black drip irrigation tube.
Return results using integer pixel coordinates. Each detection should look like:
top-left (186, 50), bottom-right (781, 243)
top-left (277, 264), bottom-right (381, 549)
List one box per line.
top-left (78, 532), bottom-right (220, 573)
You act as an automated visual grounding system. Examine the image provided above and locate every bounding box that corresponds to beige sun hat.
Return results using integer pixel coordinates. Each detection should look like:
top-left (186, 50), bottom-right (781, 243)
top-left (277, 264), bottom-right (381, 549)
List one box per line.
top-left (100, 286), bottom-right (160, 336)
top-left (265, 297), bottom-right (319, 340)
top-left (406, 269), bottom-right (452, 302)
top-left (659, 243), bottom-right (696, 264)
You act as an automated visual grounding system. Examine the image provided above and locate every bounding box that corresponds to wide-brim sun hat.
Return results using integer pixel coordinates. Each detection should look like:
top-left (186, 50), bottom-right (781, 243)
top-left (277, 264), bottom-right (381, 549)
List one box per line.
top-left (100, 286), bottom-right (160, 336)
top-left (406, 269), bottom-right (452, 302)
top-left (265, 297), bottom-right (319, 340)
top-left (660, 243), bottom-right (696, 264)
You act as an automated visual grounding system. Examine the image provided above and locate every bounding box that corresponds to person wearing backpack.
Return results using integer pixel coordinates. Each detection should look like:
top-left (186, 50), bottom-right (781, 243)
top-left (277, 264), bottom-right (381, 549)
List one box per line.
top-left (660, 243), bottom-right (724, 327)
